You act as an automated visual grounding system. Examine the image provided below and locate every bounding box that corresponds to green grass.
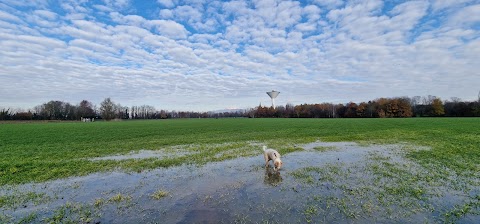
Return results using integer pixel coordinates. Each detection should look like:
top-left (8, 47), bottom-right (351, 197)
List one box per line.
top-left (0, 118), bottom-right (479, 185)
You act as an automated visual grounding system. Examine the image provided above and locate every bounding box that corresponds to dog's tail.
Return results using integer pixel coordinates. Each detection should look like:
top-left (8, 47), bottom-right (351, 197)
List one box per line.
top-left (262, 145), bottom-right (267, 152)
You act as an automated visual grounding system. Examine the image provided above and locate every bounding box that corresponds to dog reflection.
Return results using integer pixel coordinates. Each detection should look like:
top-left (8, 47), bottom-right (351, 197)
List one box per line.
top-left (264, 166), bottom-right (283, 186)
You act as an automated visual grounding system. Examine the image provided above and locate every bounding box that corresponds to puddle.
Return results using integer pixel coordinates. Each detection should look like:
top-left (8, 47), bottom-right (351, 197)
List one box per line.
top-left (1, 142), bottom-right (479, 223)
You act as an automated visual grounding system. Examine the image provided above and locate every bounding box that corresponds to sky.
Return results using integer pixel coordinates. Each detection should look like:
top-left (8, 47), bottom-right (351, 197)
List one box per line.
top-left (0, 0), bottom-right (479, 112)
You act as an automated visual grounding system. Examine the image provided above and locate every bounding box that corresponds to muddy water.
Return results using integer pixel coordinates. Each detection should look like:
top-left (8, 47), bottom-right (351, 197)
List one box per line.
top-left (1, 142), bottom-right (478, 223)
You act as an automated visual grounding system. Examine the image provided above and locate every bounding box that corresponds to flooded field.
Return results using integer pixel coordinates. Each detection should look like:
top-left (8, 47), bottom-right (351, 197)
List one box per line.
top-left (1, 142), bottom-right (479, 223)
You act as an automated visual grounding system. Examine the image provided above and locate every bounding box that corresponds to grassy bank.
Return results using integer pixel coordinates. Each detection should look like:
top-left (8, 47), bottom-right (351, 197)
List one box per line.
top-left (1, 118), bottom-right (479, 185)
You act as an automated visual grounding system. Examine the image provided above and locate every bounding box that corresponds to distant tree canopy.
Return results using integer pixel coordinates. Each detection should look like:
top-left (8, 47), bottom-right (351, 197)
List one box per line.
top-left (1, 95), bottom-right (479, 121)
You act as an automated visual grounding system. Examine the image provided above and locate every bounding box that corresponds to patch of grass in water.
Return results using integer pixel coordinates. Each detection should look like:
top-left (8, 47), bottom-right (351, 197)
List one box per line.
top-left (291, 165), bottom-right (344, 185)
top-left (291, 170), bottom-right (315, 184)
top-left (17, 212), bottom-right (37, 224)
top-left (288, 148), bottom-right (479, 222)
top-left (0, 191), bottom-right (49, 209)
top-left (312, 146), bottom-right (337, 152)
top-left (151, 189), bottom-right (169, 200)
top-left (42, 202), bottom-right (99, 224)
top-left (303, 205), bottom-right (318, 223)
top-left (108, 193), bottom-right (132, 203)
top-left (444, 194), bottom-right (480, 222)
top-left (0, 214), bottom-right (12, 224)
top-left (93, 198), bottom-right (104, 207)
top-left (0, 213), bottom-right (27, 224)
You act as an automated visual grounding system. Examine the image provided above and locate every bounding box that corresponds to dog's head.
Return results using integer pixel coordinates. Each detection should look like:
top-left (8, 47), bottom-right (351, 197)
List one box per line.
top-left (274, 159), bottom-right (283, 170)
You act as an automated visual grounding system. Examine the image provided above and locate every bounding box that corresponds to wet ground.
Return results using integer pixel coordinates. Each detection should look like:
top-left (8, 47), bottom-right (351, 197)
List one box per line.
top-left (1, 142), bottom-right (479, 223)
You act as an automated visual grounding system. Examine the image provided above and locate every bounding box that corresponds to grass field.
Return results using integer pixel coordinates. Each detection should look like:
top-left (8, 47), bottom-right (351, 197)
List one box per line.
top-left (1, 118), bottom-right (480, 223)
top-left (1, 118), bottom-right (479, 186)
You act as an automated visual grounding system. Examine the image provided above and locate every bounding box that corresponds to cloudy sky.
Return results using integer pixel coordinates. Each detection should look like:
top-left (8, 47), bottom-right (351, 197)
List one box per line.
top-left (0, 0), bottom-right (479, 111)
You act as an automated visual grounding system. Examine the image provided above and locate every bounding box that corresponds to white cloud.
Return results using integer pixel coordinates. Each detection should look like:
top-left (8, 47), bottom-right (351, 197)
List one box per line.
top-left (13, 34), bottom-right (66, 49)
top-left (157, 0), bottom-right (175, 8)
top-left (123, 14), bottom-right (146, 26)
top-left (33, 10), bottom-right (57, 20)
top-left (225, 25), bottom-right (251, 44)
top-left (168, 2), bottom-right (218, 32)
top-left (295, 22), bottom-right (317, 32)
top-left (275, 1), bottom-right (302, 28)
top-left (389, 1), bottom-right (429, 30)
top-left (0, 0), bottom-right (49, 8)
top-left (303, 4), bottom-right (322, 21)
top-left (326, 0), bottom-right (383, 22)
top-left (431, 0), bottom-right (475, 11)
top-left (222, 0), bottom-right (248, 16)
top-left (448, 4), bottom-right (480, 27)
top-left (313, 0), bottom-right (344, 9)
top-left (103, 0), bottom-right (130, 9)
top-left (93, 4), bottom-right (113, 12)
top-left (149, 19), bottom-right (189, 39)
top-left (175, 5), bottom-right (202, 22)
top-left (159, 9), bottom-right (173, 18)
top-left (69, 39), bottom-right (117, 54)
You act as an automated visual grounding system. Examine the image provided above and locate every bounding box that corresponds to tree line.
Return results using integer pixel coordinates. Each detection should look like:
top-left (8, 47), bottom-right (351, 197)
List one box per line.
top-left (0, 98), bottom-right (227, 121)
top-left (253, 96), bottom-right (479, 118)
top-left (1, 95), bottom-right (479, 121)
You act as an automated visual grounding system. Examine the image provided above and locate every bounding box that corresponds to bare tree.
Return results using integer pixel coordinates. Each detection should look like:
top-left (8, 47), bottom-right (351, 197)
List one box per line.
top-left (131, 106), bottom-right (137, 119)
top-left (115, 104), bottom-right (128, 119)
top-left (475, 91), bottom-right (480, 116)
top-left (100, 98), bottom-right (116, 121)
top-left (450, 97), bottom-right (461, 103)
top-left (78, 100), bottom-right (95, 119)
top-left (42, 100), bottom-right (66, 120)
top-left (422, 95), bottom-right (436, 105)
top-left (0, 108), bottom-right (11, 120)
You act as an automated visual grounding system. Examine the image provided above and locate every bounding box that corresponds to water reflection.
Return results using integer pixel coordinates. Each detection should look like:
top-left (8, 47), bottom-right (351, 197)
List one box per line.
top-left (264, 166), bottom-right (283, 186)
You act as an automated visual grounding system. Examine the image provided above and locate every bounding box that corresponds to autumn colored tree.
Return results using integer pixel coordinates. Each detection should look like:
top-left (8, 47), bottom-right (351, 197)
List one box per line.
top-left (431, 98), bottom-right (445, 116)
top-left (294, 104), bottom-right (312, 118)
top-left (344, 102), bottom-right (358, 118)
top-left (396, 97), bottom-right (413, 117)
top-left (374, 98), bottom-right (389, 118)
top-left (356, 102), bottom-right (368, 117)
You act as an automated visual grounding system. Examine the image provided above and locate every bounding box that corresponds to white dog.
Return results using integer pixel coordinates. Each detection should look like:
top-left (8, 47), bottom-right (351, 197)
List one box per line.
top-left (263, 146), bottom-right (283, 170)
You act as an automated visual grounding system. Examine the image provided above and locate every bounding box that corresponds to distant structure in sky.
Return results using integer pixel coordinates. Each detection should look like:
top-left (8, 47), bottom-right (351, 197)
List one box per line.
top-left (266, 90), bottom-right (280, 109)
